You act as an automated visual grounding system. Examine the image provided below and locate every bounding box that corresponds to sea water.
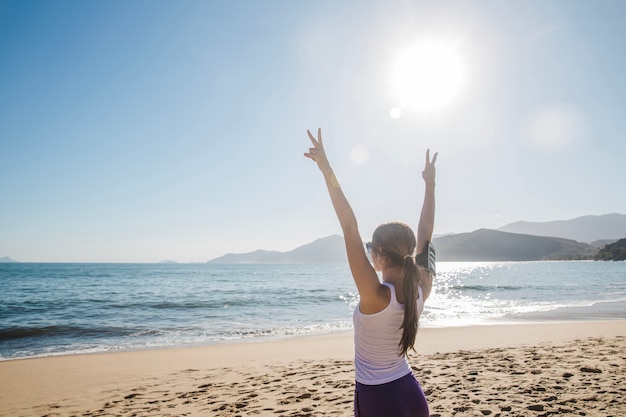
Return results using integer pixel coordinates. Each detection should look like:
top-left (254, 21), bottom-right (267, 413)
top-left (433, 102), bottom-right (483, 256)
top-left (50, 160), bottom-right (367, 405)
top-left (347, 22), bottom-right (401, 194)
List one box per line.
top-left (1, 261), bottom-right (625, 360)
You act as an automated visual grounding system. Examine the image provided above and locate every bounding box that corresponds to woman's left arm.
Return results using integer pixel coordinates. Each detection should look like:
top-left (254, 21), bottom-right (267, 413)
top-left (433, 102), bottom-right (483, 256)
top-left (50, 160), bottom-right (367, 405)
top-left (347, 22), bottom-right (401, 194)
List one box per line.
top-left (417, 149), bottom-right (437, 301)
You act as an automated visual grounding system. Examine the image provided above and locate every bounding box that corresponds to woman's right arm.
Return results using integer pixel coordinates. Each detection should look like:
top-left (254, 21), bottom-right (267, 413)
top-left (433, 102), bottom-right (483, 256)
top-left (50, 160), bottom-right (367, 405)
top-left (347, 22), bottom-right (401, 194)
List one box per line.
top-left (417, 149), bottom-right (437, 301)
top-left (304, 129), bottom-right (385, 311)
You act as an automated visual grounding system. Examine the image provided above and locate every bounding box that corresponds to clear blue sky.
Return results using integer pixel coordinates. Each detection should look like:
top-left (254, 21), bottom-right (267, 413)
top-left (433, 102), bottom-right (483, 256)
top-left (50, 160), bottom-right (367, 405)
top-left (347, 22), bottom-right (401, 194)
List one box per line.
top-left (1, 0), bottom-right (624, 262)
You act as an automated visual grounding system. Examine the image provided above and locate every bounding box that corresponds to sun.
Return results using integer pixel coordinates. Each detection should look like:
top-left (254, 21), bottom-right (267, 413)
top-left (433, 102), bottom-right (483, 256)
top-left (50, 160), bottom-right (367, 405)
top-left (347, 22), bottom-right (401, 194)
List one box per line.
top-left (390, 40), bottom-right (466, 115)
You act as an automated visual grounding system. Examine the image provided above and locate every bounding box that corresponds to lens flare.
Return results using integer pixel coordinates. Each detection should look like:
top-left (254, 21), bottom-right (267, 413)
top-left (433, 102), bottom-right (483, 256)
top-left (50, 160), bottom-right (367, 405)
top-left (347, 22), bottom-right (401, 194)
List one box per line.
top-left (350, 145), bottom-right (370, 165)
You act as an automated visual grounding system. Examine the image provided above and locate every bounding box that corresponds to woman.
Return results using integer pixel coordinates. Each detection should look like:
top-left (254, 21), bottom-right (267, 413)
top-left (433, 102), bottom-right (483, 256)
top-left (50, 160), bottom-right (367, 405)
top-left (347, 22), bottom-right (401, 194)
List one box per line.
top-left (304, 128), bottom-right (437, 417)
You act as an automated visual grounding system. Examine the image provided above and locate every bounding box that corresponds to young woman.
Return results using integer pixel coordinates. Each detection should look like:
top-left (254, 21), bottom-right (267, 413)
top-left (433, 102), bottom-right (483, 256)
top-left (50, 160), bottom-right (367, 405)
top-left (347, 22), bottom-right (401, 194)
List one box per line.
top-left (304, 128), bottom-right (437, 417)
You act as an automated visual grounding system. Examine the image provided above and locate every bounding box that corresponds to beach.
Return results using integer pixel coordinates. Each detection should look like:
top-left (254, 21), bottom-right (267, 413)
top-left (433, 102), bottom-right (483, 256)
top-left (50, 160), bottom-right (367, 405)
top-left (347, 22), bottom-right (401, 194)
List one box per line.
top-left (1, 320), bottom-right (625, 417)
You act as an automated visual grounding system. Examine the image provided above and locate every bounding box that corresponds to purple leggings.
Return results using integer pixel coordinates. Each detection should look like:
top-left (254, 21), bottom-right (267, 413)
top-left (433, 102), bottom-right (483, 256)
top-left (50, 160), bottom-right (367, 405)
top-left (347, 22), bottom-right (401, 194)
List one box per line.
top-left (354, 372), bottom-right (429, 417)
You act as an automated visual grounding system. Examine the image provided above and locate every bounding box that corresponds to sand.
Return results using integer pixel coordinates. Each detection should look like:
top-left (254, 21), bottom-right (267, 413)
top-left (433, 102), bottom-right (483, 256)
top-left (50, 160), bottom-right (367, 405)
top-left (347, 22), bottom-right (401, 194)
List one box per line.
top-left (1, 320), bottom-right (625, 417)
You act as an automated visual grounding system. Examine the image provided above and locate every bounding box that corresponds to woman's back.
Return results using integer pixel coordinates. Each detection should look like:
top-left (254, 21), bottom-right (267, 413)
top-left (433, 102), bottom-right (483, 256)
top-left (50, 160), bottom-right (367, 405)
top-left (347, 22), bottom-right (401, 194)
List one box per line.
top-left (353, 283), bottom-right (424, 385)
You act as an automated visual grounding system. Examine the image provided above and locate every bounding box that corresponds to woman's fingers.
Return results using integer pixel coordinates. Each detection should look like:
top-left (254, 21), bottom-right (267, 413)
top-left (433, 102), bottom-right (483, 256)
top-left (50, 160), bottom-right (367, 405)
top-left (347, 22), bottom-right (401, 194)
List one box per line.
top-left (306, 128), bottom-right (325, 162)
top-left (307, 129), bottom-right (317, 146)
top-left (307, 128), bottom-right (323, 146)
top-left (425, 149), bottom-right (438, 166)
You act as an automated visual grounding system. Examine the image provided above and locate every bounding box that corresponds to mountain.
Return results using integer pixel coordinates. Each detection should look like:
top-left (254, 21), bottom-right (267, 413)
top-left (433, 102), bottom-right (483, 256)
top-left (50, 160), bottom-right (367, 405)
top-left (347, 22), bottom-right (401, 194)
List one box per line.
top-left (594, 238), bottom-right (626, 261)
top-left (209, 249), bottom-right (285, 263)
top-left (208, 235), bottom-right (347, 263)
top-left (589, 239), bottom-right (619, 248)
top-left (433, 229), bottom-right (596, 261)
top-left (497, 213), bottom-right (626, 243)
top-left (208, 228), bottom-right (599, 264)
top-left (0, 256), bottom-right (17, 263)
top-left (207, 214), bottom-right (624, 263)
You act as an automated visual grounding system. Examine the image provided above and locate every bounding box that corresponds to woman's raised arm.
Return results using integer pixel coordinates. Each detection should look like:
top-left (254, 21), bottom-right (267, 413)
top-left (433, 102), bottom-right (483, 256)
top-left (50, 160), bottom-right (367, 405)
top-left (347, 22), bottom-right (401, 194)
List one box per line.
top-left (304, 129), bottom-right (383, 310)
top-left (416, 149), bottom-right (437, 301)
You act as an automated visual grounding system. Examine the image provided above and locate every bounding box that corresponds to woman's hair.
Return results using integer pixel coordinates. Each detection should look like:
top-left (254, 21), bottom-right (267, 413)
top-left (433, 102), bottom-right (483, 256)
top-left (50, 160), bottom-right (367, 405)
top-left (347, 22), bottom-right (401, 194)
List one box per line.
top-left (371, 221), bottom-right (421, 357)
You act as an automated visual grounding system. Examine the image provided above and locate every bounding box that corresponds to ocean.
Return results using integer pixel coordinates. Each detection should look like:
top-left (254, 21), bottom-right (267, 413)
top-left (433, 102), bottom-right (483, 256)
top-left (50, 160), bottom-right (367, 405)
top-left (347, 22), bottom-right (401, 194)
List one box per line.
top-left (1, 261), bottom-right (625, 360)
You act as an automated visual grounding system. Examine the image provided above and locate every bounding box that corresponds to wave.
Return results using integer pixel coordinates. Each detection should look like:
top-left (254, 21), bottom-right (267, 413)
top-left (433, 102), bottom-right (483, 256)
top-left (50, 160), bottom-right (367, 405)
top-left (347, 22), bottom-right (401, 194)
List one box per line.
top-left (450, 285), bottom-right (524, 292)
top-left (104, 293), bottom-right (345, 311)
top-left (220, 321), bottom-right (353, 340)
top-left (115, 301), bottom-right (222, 310)
top-left (0, 325), bottom-right (136, 341)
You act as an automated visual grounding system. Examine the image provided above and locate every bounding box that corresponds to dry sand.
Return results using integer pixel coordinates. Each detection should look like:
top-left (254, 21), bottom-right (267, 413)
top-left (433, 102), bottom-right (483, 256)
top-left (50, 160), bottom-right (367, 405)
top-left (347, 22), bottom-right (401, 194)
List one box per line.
top-left (1, 320), bottom-right (625, 417)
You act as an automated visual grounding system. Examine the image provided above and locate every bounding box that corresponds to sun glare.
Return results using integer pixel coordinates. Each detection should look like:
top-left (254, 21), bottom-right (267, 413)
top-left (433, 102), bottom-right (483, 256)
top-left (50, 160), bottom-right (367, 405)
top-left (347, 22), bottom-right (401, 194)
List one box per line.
top-left (390, 40), bottom-right (466, 115)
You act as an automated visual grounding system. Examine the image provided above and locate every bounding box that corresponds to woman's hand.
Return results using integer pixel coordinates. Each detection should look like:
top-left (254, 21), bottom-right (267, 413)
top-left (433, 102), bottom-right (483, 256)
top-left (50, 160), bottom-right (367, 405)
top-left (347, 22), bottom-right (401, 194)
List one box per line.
top-left (304, 128), bottom-right (331, 173)
top-left (422, 149), bottom-right (438, 186)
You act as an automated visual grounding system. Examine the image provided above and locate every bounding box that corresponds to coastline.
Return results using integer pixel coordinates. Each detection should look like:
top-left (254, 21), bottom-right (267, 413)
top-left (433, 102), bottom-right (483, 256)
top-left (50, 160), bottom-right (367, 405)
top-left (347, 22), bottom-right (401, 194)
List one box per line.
top-left (4, 261), bottom-right (625, 361)
top-left (1, 320), bottom-right (625, 417)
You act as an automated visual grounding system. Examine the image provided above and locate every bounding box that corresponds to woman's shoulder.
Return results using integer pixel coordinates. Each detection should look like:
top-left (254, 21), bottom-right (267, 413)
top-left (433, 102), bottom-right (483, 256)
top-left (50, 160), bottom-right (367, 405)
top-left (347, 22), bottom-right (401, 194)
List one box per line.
top-left (359, 283), bottom-right (392, 315)
top-left (382, 282), bottom-right (403, 305)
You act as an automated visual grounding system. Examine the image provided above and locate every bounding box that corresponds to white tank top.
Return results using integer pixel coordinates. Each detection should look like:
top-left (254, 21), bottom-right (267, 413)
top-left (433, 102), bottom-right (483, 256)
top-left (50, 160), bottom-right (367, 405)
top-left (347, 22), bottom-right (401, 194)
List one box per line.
top-left (353, 282), bottom-right (424, 385)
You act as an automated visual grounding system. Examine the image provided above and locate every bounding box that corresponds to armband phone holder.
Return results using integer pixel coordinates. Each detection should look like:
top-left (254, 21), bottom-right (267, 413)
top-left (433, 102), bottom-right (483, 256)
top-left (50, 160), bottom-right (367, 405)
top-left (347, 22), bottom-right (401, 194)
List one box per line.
top-left (416, 241), bottom-right (436, 276)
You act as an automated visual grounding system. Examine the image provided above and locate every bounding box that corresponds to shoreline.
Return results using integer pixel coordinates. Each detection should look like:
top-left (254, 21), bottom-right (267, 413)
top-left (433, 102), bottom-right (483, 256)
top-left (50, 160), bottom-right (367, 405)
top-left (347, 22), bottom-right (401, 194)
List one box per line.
top-left (4, 319), bottom-right (626, 364)
top-left (4, 261), bottom-right (625, 364)
top-left (1, 320), bottom-right (625, 416)
top-left (3, 310), bottom-right (626, 362)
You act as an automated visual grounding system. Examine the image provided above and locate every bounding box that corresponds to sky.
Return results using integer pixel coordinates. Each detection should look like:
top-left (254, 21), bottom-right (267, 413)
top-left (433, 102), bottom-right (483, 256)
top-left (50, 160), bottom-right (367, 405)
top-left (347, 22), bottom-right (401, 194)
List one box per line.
top-left (1, 0), bottom-right (625, 262)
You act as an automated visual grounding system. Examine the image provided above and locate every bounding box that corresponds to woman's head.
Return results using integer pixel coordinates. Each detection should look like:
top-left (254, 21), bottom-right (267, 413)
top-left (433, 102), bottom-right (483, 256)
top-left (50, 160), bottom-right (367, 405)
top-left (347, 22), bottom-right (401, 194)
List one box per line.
top-left (371, 222), bottom-right (416, 264)
top-left (371, 221), bottom-right (421, 357)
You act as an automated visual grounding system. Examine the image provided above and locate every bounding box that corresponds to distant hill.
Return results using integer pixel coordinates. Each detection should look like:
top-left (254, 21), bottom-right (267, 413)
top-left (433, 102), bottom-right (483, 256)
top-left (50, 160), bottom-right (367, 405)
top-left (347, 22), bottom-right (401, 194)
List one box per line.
top-left (433, 229), bottom-right (596, 261)
top-left (207, 214), bottom-right (625, 263)
top-left (208, 235), bottom-right (347, 263)
top-left (589, 239), bottom-right (619, 248)
top-left (208, 228), bottom-right (601, 263)
top-left (594, 238), bottom-right (626, 261)
top-left (497, 213), bottom-right (626, 243)
top-left (0, 256), bottom-right (17, 263)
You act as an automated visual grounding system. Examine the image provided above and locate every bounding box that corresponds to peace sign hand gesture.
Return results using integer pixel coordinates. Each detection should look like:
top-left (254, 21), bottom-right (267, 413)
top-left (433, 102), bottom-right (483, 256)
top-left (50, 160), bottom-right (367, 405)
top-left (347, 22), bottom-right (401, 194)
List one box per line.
top-left (422, 149), bottom-right (438, 186)
top-left (304, 128), bottom-right (331, 173)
